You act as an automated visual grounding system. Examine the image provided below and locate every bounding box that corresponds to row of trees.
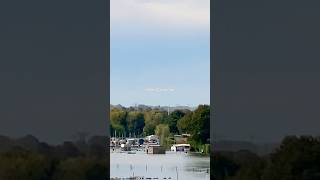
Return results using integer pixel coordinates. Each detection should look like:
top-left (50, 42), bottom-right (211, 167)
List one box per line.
top-left (0, 135), bottom-right (108, 180)
top-left (110, 105), bottom-right (210, 150)
top-left (212, 136), bottom-right (320, 180)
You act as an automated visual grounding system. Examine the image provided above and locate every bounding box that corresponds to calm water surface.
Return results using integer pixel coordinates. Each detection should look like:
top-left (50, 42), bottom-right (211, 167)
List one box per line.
top-left (110, 150), bottom-right (210, 180)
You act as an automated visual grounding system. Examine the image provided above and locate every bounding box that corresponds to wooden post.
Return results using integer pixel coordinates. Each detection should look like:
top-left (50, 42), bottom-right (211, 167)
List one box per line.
top-left (176, 166), bottom-right (178, 180)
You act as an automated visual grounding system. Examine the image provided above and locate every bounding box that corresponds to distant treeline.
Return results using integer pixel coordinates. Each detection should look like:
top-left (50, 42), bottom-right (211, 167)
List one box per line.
top-left (0, 134), bottom-right (107, 180)
top-left (110, 104), bottom-right (210, 150)
top-left (212, 135), bottom-right (320, 180)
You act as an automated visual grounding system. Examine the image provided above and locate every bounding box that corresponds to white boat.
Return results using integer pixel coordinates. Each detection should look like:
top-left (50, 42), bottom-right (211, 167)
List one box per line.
top-left (126, 138), bottom-right (136, 145)
top-left (171, 144), bottom-right (191, 152)
top-left (120, 143), bottom-right (131, 151)
top-left (145, 135), bottom-right (160, 144)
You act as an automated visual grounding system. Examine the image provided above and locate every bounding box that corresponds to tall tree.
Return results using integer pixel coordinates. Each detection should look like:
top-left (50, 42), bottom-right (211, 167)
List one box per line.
top-left (166, 110), bottom-right (186, 134)
top-left (143, 110), bottom-right (167, 135)
top-left (177, 112), bottom-right (193, 134)
top-left (177, 105), bottom-right (210, 144)
top-left (110, 108), bottom-right (127, 136)
top-left (261, 136), bottom-right (320, 180)
top-left (191, 105), bottom-right (210, 143)
top-left (126, 111), bottom-right (145, 136)
top-left (155, 124), bottom-right (170, 147)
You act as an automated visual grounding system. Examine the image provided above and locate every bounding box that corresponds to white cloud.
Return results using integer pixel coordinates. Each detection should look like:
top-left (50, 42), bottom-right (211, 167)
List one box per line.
top-left (144, 88), bottom-right (175, 93)
top-left (111, 0), bottom-right (210, 32)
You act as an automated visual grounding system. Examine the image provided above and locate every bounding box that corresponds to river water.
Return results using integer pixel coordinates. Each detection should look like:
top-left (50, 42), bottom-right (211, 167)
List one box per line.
top-left (110, 150), bottom-right (210, 180)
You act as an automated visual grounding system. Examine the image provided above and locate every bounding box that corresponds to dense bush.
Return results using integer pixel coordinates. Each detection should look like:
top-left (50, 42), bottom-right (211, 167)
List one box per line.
top-left (212, 136), bottom-right (320, 180)
top-left (0, 135), bottom-right (108, 180)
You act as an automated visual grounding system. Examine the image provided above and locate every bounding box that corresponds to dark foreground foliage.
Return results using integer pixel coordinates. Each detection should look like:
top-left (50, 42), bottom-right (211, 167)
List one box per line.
top-left (212, 136), bottom-right (320, 180)
top-left (0, 135), bottom-right (108, 180)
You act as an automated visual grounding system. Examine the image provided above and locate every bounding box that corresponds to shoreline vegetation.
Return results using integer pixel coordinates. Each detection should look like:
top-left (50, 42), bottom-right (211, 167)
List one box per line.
top-left (212, 135), bottom-right (320, 180)
top-left (110, 104), bottom-right (211, 155)
top-left (0, 134), bottom-right (108, 180)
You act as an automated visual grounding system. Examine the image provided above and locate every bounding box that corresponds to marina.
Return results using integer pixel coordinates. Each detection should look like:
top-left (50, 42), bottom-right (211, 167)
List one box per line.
top-left (110, 136), bottom-right (210, 180)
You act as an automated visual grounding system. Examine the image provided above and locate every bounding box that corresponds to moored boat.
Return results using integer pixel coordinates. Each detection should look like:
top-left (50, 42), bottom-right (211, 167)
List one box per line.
top-left (170, 144), bottom-right (191, 152)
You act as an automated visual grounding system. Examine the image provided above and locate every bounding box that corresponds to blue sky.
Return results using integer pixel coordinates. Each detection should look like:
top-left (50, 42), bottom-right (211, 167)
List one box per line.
top-left (111, 0), bottom-right (210, 107)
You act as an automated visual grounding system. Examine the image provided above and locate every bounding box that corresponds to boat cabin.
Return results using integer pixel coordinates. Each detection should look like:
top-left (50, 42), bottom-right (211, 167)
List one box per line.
top-left (146, 145), bottom-right (165, 154)
top-left (171, 144), bottom-right (191, 152)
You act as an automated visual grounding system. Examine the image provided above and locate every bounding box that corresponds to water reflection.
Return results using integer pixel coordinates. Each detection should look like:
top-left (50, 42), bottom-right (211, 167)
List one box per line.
top-left (110, 151), bottom-right (210, 180)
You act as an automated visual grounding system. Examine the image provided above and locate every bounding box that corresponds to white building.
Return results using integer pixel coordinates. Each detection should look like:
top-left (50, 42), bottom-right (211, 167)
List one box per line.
top-left (171, 144), bottom-right (191, 152)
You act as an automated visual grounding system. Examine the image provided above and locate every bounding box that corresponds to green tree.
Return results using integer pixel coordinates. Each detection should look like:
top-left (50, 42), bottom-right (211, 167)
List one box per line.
top-left (0, 148), bottom-right (52, 180)
top-left (177, 105), bottom-right (210, 144)
top-left (110, 108), bottom-right (127, 136)
top-left (166, 110), bottom-right (186, 134)
top-left (212, 152), bottom-right (239, 180)
top-left (191, 105), bottom-right (210, 143)
top-left (228, 150), bottom-right (266, 180)
top-left (177, 112), bottom-right (193, 134)
top-left (155, 124), bottom-right (170, 147)
top-left (126, 111), bottom-right (145, 136)
top-left (261, 136), bottom-right (320, 180)
top-left (143, 111), bottom-right (167, 135)
top-left (53, 158), bottom-right (107, 180)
